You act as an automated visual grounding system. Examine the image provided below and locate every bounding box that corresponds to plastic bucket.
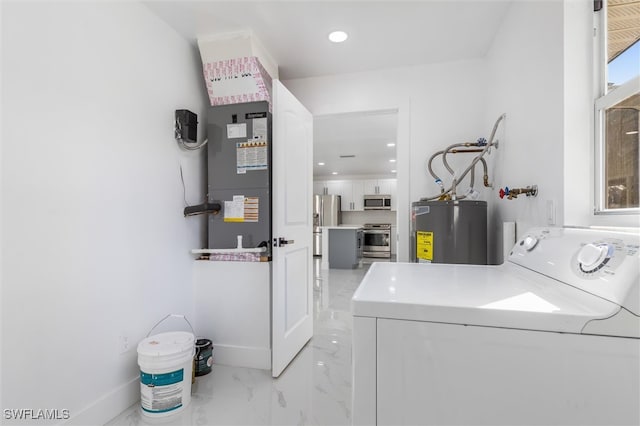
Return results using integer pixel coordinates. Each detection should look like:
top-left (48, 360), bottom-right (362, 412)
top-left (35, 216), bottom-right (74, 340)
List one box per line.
top-left (137, 328), bottom-right (195, 417)
top-left (194, 339), bottom-right (213, 376)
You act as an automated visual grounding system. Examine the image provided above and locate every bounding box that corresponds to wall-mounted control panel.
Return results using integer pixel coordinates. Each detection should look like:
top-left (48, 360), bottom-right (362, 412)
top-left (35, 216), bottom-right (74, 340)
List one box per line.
top-left (175, 109), bottom-right (198, 143)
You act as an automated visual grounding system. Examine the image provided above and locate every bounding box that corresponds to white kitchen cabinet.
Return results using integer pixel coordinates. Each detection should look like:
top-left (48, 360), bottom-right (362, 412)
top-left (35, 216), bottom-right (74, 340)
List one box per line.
top-left (325, 180), bottom-right (343, 196)
top-left (349, 181), bottom-right (365, 211)
top-left (336, 181), bottom-right (352, 210)
top-left (363, 179), bottom-right (379, 195)
top-left (314, 180), bottom-right (343, 195)
top-left (336, 180), bottom-right (364, 211)
top-left (318, 180), bottom-right (364, 211)
top-left (313, 180), bottom-right (327, 195)
top-left (363, 178), bottom-right (396, 195)
top-left (378, 178), bottom-right (396, 196)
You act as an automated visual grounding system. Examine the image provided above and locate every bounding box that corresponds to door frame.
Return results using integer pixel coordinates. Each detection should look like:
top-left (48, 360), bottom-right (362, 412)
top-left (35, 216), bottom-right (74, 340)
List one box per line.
top-left (312, 100), bottom-right (411, 262)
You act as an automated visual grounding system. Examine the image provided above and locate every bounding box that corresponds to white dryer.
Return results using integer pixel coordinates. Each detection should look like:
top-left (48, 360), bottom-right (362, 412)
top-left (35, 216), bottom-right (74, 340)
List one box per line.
top-left (351, 227), bottom-right (639, 425)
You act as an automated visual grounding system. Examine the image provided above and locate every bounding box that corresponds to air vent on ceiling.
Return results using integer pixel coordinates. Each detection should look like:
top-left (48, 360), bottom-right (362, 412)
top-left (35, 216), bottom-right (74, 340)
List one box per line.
top-left (339, 155), bottom-right (356, 158)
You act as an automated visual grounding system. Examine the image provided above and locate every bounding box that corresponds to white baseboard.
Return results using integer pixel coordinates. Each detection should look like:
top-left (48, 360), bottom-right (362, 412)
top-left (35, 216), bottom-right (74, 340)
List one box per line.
top-left (61, 344), bottom-right (270, 426)
top-left (213, 344), bottom-right (271, 370)
top-left (62, 377), bottom-right (139, 426)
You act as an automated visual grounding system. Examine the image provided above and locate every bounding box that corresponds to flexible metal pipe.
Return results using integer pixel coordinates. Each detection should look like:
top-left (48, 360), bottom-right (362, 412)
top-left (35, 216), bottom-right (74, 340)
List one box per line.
top-left (427, 150), bottom-right (446, 185)
top-left (479, 157), bottom-right (489, 187)
top-left (420, 114), bottom-right (505, 201)
top-left (422, 147), bottom-right (490, 201)
top-left (442, 115), bottom-right (504, 196)
top-left (441, 143), bottom-right (472, 176)
top-left (427, 150), bottom-right (488, 190)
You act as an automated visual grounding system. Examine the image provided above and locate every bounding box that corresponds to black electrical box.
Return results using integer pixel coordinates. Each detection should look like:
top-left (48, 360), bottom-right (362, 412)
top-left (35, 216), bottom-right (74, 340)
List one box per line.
top-left (175, 109), bottom-right (198, 143)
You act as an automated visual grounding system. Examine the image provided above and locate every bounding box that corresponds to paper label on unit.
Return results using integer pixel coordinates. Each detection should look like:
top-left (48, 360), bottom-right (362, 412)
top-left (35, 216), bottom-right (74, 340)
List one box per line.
top-left (224, 196), bottom-right (246, 222)
top-left (223, 196), bottom-right (259, 223)
top-left (236, 140), bottom-right (268, 173)
top-left (252, 117), bottom-right (268, 140)
top-left (243, 197), bottom-right (259, 222)
top-left (414, 206), bottom-right (430, 216)
top-left (227, 123), bottom-right (247, 139)
top-left (416, 231), bottom-right (433, 261)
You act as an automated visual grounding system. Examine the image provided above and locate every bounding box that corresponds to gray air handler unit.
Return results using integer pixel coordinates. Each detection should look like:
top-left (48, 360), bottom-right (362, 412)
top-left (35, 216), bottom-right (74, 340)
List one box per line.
top-left (410, 200), bottom-right (487, 265)
top-left (207, 101), bottom-right (272, 256)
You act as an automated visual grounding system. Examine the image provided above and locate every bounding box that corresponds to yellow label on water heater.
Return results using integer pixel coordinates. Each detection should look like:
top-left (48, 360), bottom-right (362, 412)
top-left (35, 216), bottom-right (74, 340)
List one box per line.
top-left (416, 231), bottom-right (433, 261)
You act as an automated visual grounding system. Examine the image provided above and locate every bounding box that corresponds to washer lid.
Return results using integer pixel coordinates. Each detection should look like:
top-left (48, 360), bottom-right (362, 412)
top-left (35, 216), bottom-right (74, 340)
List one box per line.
top-left (352, 262), bottom-right (627, 336)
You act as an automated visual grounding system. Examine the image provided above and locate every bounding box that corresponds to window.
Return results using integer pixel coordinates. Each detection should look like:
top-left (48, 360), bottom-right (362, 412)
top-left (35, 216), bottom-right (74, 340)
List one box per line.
top-left (594, 0), bottom-right (640, 214)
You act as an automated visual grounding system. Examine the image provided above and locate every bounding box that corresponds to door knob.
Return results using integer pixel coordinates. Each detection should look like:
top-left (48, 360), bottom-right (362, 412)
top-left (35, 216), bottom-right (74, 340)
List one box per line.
top-left (274, 237), bottom-right (295, 247)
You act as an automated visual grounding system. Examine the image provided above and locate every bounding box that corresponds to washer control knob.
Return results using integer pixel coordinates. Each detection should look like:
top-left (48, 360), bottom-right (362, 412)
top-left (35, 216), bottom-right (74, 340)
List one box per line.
top-left (577, 243), bottom-right (608, 272)
top-left (521, 235), bottom-right (538, 251)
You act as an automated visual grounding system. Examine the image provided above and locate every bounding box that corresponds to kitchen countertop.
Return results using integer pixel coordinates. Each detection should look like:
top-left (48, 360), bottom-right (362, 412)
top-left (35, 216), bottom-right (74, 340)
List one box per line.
top-left (321, 225), bottom-right (363, 230)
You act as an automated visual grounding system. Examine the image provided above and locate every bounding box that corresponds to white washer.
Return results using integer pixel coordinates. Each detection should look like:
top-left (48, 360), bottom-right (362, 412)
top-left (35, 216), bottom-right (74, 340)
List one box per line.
top-left (351, 227), bottom-right (639, 425)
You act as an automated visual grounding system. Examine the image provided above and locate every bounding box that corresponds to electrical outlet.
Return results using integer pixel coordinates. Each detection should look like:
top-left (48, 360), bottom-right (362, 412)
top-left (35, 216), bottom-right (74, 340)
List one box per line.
top-left (546, 200), bottom-right (556, 225)
top-left (118, 335), bottom-right (130, 354)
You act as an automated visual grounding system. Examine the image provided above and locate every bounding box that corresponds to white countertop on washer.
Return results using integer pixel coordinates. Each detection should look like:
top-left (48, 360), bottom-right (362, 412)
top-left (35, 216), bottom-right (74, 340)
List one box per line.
top-left (352, 262), bottom-right (620, 334)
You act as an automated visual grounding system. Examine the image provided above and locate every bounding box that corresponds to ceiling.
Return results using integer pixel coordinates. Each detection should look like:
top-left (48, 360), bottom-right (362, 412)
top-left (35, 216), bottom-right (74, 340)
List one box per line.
top-left (314, 110), bottom-right (398, 178)
top-left (608, 0), bottom-right (640, 62)
top-left (143, 1), bottom-right (512, 177)
top-left (143, 1), bottom-right (512, 81)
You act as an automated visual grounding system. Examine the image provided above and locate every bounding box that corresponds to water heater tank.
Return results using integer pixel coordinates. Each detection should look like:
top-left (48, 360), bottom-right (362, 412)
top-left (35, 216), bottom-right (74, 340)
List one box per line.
top-left (410, 200), bottom-right (487, 265)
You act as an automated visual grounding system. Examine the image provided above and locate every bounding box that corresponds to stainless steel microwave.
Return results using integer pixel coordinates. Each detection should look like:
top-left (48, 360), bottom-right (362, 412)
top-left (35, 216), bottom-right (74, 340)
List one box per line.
top-left (363, 195), bottom-right (391, 210)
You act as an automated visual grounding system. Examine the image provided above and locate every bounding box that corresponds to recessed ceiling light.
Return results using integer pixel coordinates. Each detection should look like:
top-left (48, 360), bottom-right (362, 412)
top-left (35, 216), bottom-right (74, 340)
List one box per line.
top-left (328, 31), bottom-right (348, 43)
top-left (332, 171), bottom-right (338, 175)
top-left (391, 170), bottom-right (397, 173)
top-left (389, 159), bottom-right (396, 163)
top-left (387, 143), bottom-right (396, 147)
top-left (318, 162), bottom-right (325, 166)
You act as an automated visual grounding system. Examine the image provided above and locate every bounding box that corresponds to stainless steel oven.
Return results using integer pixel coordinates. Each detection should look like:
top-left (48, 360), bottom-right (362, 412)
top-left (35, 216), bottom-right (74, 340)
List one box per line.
top-left (362, 223), bottom-right (391, 258)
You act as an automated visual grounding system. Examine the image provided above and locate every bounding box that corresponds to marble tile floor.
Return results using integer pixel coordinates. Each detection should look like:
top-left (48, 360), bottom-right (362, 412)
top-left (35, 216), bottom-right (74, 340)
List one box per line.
top-left (105, 259), bottom-right (375, 426)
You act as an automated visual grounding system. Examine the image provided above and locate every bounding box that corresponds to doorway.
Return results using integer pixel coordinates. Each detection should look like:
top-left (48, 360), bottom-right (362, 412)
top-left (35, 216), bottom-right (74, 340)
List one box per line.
top-left (312, 109), bottom-right (403, 261)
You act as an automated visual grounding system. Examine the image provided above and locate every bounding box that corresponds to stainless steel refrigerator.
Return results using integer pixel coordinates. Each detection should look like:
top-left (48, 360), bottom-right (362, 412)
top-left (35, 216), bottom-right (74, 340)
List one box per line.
top-left (313, 194), bottom-right (342, 256)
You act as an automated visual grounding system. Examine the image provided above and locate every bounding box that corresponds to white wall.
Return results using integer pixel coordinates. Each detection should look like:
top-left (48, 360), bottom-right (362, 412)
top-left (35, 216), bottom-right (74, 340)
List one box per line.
top-left (1, 2), bottom-right (207, 424)
top-left (285, 59), bottom-right (488, 261)
top-left (341, 211), bottom-right (396, 226)
top-left (482, 0), bottom-right (565, 263)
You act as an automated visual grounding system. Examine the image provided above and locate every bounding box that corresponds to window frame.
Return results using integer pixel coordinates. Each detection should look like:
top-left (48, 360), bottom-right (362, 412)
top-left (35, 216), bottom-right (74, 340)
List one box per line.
top-left (593, 2), bottom-right (640, 216)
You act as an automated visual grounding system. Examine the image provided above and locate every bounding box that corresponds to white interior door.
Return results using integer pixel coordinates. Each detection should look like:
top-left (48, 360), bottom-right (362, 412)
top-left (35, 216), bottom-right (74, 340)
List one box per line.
top-left (271, 80), bottom-right (313, 377)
